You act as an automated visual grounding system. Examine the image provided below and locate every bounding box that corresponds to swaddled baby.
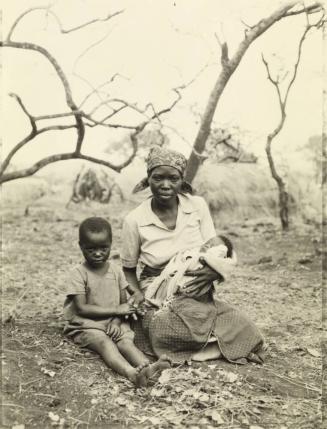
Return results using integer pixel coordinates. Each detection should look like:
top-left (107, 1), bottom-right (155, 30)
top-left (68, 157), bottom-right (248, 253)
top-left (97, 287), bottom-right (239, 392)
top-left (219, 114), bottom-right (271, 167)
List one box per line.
top-left (145, 236), bottom-right (237, 308)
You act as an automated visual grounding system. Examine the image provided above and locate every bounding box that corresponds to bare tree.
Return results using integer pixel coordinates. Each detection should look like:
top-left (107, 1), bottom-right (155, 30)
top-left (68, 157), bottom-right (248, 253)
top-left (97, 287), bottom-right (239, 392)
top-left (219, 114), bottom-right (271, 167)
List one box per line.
top-left (262, 12), bottom-right (325, 230)
top-left (184, 1), bottom-right (324, 183)
top-left (0, 7), bottom-right (193, 184)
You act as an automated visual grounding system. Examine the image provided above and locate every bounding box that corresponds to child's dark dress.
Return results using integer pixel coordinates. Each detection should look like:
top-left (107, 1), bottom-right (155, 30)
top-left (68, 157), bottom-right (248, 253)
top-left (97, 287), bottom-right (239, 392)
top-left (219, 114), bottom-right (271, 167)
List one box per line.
top-left (63, 262), bottom-right (134, 347)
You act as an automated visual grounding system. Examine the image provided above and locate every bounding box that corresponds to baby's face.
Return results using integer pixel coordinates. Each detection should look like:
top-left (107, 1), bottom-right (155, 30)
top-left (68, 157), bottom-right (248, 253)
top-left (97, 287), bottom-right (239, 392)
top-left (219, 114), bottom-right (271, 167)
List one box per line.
top-left (80, 230), bottom-right (111, 268)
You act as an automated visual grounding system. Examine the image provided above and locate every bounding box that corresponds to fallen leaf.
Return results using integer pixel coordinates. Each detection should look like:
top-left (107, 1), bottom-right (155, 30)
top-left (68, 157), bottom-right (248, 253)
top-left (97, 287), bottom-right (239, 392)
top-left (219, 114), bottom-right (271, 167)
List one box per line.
top-left (257, 256), bottom-right (272, 264)
top-left (205, 409), bottom-right (224, 424)
top-left (150, 388), bottom-right (165, 397)
top-left (306, 348), bottom-right (321, 357)
top-left (41, 367), bottom-right (56, 377)
top-left (221, 370), bottom-right (238, 383)
top-left (146, 416), bottom-right (162, 425)
top-left (193, 368), bottom-right (209, 378)
top-left (211, 410), bottom-right (224, 424)
top-left (48, 412), bottom-right (60, 422)
top-left (183, 388), bottom-right (197, 397)
top-left (199, 393), bottom-right (210, 403)
top-left (36, 357), bottom-right (46, 366)
top-left (158, 368), bottom-right (172, 384)
top-left (192, 391), bottom-right (201, 400)
top-left (126, 403), bottom-right (135, 412)
top-left (115, 397), bottom-right (128, 406)
top-left (91, 398), bottom-right (98, 405)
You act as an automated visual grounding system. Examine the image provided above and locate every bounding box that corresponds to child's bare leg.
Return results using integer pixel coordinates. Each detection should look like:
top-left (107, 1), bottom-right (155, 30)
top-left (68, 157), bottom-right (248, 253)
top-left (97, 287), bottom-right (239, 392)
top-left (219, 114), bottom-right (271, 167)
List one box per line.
top-left (117, 339), bottom-right (149, 367)
top-left (87, 336), bottom-right (140, 383)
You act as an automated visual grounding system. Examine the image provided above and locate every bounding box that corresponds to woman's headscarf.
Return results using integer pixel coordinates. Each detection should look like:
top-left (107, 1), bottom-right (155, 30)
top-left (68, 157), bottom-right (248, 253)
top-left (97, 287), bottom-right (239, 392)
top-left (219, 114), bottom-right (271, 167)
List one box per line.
top-left (132, 146), bottom-right (193, 194)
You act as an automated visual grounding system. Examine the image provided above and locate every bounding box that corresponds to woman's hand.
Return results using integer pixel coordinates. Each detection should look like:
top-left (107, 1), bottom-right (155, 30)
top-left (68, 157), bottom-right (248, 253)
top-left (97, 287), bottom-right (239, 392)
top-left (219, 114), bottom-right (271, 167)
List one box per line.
top-left (184, 258), bottom-right (222, 291)
top-left (132, 290), bottom-right (145, 306)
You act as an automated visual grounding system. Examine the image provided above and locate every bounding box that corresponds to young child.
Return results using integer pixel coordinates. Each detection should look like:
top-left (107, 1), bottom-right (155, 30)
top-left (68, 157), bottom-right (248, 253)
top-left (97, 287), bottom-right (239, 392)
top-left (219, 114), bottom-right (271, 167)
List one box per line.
top-left (144, 236), bottom-right (237, 308)
top-left (63, 217), bottom-right (171, 387)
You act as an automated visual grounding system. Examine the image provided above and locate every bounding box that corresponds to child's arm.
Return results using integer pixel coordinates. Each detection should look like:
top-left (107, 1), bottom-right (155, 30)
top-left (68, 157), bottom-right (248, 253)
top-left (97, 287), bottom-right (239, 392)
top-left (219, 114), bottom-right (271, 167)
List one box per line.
top-left (72, 294), bottom-right (135, 318)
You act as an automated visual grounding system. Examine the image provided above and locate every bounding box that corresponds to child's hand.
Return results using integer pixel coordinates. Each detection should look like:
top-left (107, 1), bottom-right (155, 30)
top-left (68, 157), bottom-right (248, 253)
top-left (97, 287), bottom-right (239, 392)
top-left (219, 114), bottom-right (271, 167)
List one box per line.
top-left (106, 323), bottom-right (121, 341)
top-left (135, 303), bottom-right (147, 316)
top-left (117, 303), bottom-right (136, 316)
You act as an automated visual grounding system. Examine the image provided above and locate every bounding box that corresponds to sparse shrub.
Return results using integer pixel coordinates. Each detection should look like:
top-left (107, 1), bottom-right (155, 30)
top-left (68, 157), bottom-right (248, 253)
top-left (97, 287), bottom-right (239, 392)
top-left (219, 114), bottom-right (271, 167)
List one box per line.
top-left (68, 167), bottom-right (124, 205)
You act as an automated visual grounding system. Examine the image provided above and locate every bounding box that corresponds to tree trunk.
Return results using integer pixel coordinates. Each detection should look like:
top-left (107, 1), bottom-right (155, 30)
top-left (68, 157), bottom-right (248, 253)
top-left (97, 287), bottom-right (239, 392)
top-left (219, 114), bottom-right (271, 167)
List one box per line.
top-left (279, 183), bottom-right (289, 230)
top-left (185, 69), bottom-right (233, 182)
top-left (184, 1), bottom-right (319, 183)
top-left (266, 135), bottom-right (289, 230)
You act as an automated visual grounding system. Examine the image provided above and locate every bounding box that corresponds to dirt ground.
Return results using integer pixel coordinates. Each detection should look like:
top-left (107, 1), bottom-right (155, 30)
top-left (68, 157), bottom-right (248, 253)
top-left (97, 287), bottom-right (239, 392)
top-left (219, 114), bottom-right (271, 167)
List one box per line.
top-left (1, 196), bottom-right (324, 429)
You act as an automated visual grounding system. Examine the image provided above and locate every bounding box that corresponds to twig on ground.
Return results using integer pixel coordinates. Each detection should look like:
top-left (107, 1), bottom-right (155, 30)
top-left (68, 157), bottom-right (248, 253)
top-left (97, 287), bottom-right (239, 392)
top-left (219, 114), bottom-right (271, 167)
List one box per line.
top-left (263, 367), bottom-right (321, 393)
top-left (3, 283), bottom-right (34, 323)
top-left (35, 393), bottom-right (58, 398)
top-left (2, 403), bottom-right (25, 408)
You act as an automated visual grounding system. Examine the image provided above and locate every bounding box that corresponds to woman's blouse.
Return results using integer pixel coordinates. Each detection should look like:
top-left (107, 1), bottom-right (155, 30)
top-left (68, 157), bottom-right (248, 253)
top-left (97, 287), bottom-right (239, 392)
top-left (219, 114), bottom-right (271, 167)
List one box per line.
top-left (121, 194), bottom-right (216, 269)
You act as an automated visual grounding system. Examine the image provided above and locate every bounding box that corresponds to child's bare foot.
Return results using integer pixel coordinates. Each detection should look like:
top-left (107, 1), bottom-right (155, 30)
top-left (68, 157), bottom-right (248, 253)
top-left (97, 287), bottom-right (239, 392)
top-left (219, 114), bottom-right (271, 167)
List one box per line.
top-left (142, 355), bottom-right (172, 384)
top-left (132, 355), bottom-right (172, 387)
top-left (133, 361), bottom-right (150, 387)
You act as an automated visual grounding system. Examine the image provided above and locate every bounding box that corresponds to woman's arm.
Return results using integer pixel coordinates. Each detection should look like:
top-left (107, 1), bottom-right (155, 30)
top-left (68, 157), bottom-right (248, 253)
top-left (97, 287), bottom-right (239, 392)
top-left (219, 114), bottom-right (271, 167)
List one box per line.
top-left (72, 294), bottom-right (136, 318)
top-left (123, 267), bottom-right (145, 304)
top-left (184, 262), bottom-right (222, 290)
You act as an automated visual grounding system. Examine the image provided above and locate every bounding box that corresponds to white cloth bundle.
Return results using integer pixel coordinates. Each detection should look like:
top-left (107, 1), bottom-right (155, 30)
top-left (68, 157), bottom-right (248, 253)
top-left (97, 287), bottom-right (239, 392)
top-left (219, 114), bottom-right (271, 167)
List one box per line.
top-left (145, 244), bottom-right (237, 308)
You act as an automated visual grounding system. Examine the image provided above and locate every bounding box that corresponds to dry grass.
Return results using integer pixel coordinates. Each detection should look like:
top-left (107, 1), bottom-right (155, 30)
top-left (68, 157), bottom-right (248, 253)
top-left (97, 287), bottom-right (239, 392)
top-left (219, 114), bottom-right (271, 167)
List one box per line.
top-left (1, 184), bottom-right (323, 428)
top-left (193, 163), bottom-right (321, 225)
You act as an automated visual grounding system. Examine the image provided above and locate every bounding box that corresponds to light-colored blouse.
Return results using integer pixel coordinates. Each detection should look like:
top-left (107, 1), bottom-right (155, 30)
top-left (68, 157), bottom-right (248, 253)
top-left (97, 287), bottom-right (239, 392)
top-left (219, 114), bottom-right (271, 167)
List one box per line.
top-left (121, 194), bottom-right (216, 269)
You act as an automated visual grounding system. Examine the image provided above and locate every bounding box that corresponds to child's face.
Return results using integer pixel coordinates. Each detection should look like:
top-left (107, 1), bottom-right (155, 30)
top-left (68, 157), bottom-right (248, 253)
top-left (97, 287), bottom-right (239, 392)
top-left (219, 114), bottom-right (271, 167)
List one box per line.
top-left (80, 230), bottom-right (111, 268)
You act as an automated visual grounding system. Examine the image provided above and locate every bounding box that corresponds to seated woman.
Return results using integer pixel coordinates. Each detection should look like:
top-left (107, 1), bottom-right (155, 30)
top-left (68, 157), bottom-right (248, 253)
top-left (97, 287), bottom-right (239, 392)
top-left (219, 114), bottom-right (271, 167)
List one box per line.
top-left (121, 146), bottom-right (265, 364)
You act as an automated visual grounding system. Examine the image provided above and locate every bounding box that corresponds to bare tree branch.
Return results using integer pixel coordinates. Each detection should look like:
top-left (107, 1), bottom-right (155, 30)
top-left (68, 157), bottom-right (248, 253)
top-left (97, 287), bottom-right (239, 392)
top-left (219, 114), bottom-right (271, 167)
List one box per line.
top-left (261, 54), bottom-right (284, 114)
top-left (0, 125), bottom-right (76, 177)
top-left (283, 26), bottom-right (311, 106)
top-left (284, 3), bottom-right (322, 17)
top-left (35, 111), bottom-right (83, 121)
top-left (78, 73), bottom-right (129, 109)
top-left (1, 39), bottom-right (85, 156)
top-left (240, 19), bottom-right (255, 30)
top-left (185, 0), bottom-right (324, 182)
top-left (72, 28), bottom-right (114, 78)
top-left (9, 93), bottom-right (36, 131)
top-left (262, 13), bottom-right (323, 229)
top-left (6, 7), bottom-right (123, 41)
top-left (49, 10), bottom-right (124, 34)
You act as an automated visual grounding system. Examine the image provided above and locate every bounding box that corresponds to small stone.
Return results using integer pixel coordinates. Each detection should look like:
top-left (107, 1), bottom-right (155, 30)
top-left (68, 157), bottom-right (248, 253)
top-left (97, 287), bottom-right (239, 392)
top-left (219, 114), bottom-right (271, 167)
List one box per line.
top-left (257, 256), bottom-right (273, 264)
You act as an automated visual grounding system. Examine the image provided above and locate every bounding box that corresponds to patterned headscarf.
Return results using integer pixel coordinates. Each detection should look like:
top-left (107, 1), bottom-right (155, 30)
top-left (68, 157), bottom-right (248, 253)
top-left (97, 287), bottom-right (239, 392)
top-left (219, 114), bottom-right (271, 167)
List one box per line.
top-left (132, 146), bottom-right (193, 194)
top-left (146, 146), bottom-right (187, 174)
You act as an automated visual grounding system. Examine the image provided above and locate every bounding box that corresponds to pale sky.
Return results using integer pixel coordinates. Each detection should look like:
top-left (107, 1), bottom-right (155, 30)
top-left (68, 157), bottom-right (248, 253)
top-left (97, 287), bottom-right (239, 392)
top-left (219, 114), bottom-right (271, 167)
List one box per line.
top-left (1, 0), bottom-right (324, 177)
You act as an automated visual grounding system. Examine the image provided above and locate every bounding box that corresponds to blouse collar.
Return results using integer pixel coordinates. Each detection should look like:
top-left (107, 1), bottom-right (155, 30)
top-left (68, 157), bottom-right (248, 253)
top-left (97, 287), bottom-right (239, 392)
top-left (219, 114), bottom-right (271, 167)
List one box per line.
top-left (138, 194), bottom-right (196, 227)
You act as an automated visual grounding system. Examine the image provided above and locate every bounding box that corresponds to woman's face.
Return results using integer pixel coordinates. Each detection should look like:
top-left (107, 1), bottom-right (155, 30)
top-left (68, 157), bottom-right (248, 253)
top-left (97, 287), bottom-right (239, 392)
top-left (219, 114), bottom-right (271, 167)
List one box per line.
top-left (148, 165), bottom-right (183, 204)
